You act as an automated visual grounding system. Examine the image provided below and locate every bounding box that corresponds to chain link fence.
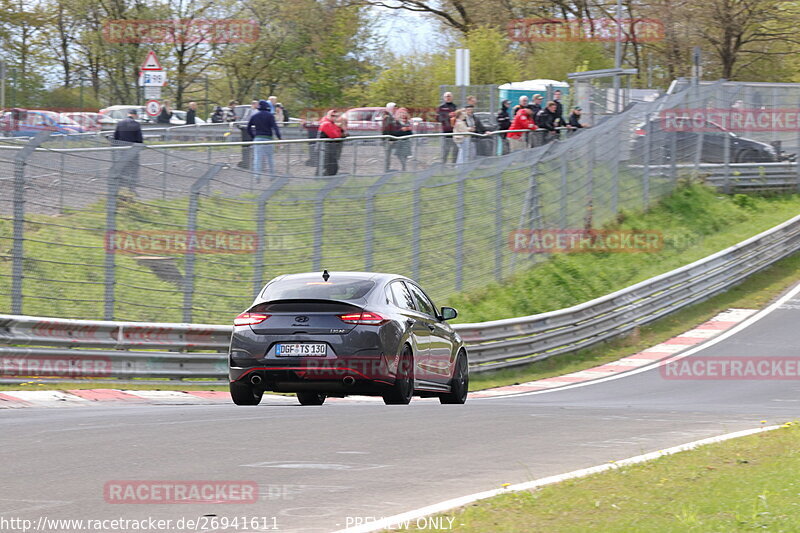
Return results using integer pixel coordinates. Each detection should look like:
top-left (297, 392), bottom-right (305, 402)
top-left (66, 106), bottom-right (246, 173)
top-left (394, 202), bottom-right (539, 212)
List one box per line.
top-left (1, 80), bottom-right (798, 324)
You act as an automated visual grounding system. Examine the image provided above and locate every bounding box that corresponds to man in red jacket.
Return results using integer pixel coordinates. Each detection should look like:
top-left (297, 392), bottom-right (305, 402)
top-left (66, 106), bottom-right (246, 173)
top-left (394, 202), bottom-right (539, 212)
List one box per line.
top-left (317, 109), bottom-right (347, 176)
top-left (507, 108), bottom-right (536, 152)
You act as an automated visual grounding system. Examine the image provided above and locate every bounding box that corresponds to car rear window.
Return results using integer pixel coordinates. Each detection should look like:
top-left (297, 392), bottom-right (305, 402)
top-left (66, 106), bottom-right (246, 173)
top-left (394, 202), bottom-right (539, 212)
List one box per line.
top-left (261, 278), bottom-right (375, 301)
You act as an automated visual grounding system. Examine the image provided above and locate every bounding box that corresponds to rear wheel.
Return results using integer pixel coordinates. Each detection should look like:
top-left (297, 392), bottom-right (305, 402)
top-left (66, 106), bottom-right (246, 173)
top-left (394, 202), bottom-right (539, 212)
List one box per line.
top-left (230, 381), bottom-right (263, 406)
top-left (440, 351), bottom-right (468, 404)
top-left (383, 346), bottom-right (414, 405)
top-left (737, 149), bottom-right (761, 163)
top-left (296, 392), bottom-right (327, 406)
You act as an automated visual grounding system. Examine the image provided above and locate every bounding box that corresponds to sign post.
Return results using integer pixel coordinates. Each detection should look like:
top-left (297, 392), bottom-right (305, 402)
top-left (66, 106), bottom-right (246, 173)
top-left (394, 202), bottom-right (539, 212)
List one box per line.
top-left (138, 50), bottom-right (166, 113)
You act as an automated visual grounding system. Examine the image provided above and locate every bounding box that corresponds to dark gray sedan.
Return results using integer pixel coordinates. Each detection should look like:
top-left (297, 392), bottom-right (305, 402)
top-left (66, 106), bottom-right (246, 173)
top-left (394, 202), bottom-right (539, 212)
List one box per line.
top-left (228, 271), bottom-right (468, 406)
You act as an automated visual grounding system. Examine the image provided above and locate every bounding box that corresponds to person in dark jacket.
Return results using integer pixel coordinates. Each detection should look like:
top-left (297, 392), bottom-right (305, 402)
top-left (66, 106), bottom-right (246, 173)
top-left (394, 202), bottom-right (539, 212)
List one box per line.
top-left (112, 109), bottom-right (144, 191)
top-left (210, 106), bottom-right (225, 123)
top-left (568, 106), bottom-right (585, 130)
top-left (382, 102), bottom-right (398, 171)
top-left (436, 91), bottom-right (458, 163)
top-left (317, 109), bottom-right (347, 176)
top-left (185, 102), bottom-right (197, 125)
top-left (552, 90), bottom-right (565, 127)
top-left (247, 99), bottom-right (282, 177)
top-left (156, 101), bottom-right (172, 124)
top-left (535, 101), bottom-right (559, 145)
top-left (496, 99), bottom-right (512, 155)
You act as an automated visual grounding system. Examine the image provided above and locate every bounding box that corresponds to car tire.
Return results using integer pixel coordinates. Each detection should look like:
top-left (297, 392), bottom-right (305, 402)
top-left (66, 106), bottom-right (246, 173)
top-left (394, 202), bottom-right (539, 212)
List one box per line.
top-left (440, 351), bottom-right (469, 404)
top-left (383, 345), bottom-right (414, 405)
top-left (230, 381), bottom-right (263, 406)
top-left (297, 392), bottom-right (327, 406)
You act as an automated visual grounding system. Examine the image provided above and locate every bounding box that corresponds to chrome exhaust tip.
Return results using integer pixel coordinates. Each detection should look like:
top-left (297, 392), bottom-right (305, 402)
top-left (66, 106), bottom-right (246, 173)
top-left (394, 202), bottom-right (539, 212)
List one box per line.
top-left (250, 374), bottom-right (262, 385)
top-left (342, 376), bottom-right (356, 387)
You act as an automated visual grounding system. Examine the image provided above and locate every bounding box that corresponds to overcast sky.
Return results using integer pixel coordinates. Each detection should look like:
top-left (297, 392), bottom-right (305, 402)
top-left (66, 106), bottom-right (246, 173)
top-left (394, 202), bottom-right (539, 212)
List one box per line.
top-left (375, 7), bottom-right (446, 55)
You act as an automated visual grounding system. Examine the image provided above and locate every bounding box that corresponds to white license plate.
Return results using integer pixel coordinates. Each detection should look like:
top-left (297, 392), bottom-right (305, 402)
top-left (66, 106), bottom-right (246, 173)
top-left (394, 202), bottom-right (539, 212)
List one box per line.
top-left (275, 343), bottom-right (327, 357)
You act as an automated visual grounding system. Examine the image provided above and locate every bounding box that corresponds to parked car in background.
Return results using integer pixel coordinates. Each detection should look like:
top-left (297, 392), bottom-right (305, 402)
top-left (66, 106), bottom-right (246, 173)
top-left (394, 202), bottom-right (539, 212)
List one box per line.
top-left (632, 116), bottom-right (780, 164)
top-left (0, 109), bottom-right (86, 136)
top-left (171, 110), bottom-right (206, 126)
top-left (344, 107), bottom-right (439, 136)
top-left (64, 112), bottom-right (104, 132)
top-left (98, 105), bottom-right (150, 129)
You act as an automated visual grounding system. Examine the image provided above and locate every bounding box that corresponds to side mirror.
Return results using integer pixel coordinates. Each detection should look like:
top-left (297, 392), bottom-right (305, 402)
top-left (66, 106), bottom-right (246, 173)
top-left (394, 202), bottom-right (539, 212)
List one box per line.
top-left (440, 306), bottom-right (458, 321)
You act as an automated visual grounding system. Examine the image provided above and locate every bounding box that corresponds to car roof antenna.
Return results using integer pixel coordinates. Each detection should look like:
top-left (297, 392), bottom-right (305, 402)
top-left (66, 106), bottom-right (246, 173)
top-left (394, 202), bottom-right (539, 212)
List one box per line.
top-left (322, 269), bottom-right (330, 282)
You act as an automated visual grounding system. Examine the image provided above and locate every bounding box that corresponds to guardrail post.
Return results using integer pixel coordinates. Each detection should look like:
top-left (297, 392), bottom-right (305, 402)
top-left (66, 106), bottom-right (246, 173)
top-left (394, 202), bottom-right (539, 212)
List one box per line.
top-left (364, 173), bottom-right (395, 271)
top-left (104, 143), bottom-right (143, 320)
top-left (183, 163), bottom-right (225, 323)
top-left (11, 132), bottom-right (50, 314)
top-left (312, 175), bottom-right (348, 271)
top-left (253, 177), bottom-right (289, 298)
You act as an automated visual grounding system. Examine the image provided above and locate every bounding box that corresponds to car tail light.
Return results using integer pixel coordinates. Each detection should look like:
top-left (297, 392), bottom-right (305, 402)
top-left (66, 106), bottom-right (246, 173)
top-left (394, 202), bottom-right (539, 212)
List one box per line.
top-left (234, 312), bottom-right (270, 326)
top-left (634, 128), bottom-right (646, 136)
top-left (338, 311), bottom-right (388, 325)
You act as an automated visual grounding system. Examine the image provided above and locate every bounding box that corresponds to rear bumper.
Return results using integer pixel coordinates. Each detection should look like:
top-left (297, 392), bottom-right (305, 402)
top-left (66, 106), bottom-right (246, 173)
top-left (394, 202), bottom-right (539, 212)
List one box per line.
top-left (230, 357), bottom-right (397, 394)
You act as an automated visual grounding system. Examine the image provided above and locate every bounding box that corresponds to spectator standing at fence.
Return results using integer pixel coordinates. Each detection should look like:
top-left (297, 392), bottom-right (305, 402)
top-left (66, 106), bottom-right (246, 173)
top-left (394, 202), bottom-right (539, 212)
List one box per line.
top-left (512, 95), bottom-right (531, 117)
top-left (225, 100), bottom-right (238, 122)
top-left (210, 106), bottom-right (225, 123)
top-left (535, 101), bottom-right (559, 144)
top-left (247, 99), bottom-right (282, 178)
top-left (466, 95), bottom-right (478, 108)
top-left (112, 109), bottom-right (144, 192)
top-left (186, 102), bottom-right (197, 125)
top-left (238, 100), bottom-right (259, 169)
top-left (381, 102), bottom-right (398, 171)
top-left (393, 107), bottom-right (414, 171)
top-left (267, 96), bottom-right (278, 113)
top-left (157, 101), bottom-right (173, 124)
top-left (437, 92), bottom-right (458, 163)
top-left (567, 106), bottom-right (585, 129)
top-left (453, 109), bottom-right (473, 164)
top-left (530, 94), bottom-right (543, 124)
top-left (496, 99), bottom-right (512, 155)
top-left (552, 90), bottom-right (565, 126)
top-left (274, 103), bottom-right (289, 124)
top-left (466, 104), bottom-right (490, 157)
top-left (507, 108), bottom-right (535, 152)
top-left (318, 109), bottom-right (347, 176)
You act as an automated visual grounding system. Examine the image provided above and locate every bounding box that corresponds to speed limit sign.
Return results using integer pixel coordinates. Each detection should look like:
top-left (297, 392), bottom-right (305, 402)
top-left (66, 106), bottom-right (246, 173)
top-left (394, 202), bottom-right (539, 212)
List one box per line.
top-left (145, 100), bottom-right (162, 117)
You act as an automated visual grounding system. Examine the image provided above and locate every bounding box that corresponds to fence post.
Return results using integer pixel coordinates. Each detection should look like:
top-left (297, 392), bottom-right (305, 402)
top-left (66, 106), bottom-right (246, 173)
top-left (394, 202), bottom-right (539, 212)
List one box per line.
top-left (454, 170), bottom-right (468, 292)
top-left (312, 175), bottom-right (348, 271)
top-left (411, 168), bottom-right (438, 281)
top-left (182, 163), bottom-right (225, 323)
top-left (364, 173), bottom-right (395, 271)
top-left (11, 132), bottom-right (50, 315)
top-left (586, 132), bottom-right (596, 226)
top-left (560, 157), bottom-right (568, 229)
top-left (494, 168), bottom-right (504, 281)
top-left (611, 116), bottom-right (620, 215)
top-left (104, 143), bottom-right (143, 320)
top-left (643, 116), bottom-right (652, 209)
top-left (253, 177), bottom-right (289, 298)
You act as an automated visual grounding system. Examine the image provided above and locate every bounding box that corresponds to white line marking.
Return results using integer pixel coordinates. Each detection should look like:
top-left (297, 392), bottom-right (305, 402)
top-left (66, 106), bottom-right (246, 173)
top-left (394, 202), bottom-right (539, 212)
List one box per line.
top-left (330, 424), bottom-right (784, 533)
top-left (475, 283), bottom-right (800, 400)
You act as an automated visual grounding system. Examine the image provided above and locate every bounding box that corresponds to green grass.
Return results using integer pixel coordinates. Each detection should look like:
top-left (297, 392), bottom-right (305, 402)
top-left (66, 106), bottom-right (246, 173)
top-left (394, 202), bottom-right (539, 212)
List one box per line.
top-left (408, 422), bottom-right (800, 532)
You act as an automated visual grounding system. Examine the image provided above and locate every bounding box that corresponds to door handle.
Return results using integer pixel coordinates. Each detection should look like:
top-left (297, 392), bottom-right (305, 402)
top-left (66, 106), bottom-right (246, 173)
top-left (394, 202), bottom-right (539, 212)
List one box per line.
top-left (406, 319), bottom-right (416, 327)
top-left (427, 324), bottom-right (436, 331)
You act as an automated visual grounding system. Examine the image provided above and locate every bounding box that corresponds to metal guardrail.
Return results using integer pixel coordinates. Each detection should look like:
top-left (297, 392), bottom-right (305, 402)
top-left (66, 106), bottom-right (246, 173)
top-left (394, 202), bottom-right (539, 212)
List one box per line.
top-left (638, 161), bottom-right (800, 191)
top-left (1, 212), bottom-right (798, 383)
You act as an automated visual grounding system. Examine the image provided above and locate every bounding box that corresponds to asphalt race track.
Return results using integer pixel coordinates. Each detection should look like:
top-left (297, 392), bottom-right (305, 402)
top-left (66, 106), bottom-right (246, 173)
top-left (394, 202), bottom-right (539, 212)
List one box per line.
top-left (2, 285), bottom-right (799, 533)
